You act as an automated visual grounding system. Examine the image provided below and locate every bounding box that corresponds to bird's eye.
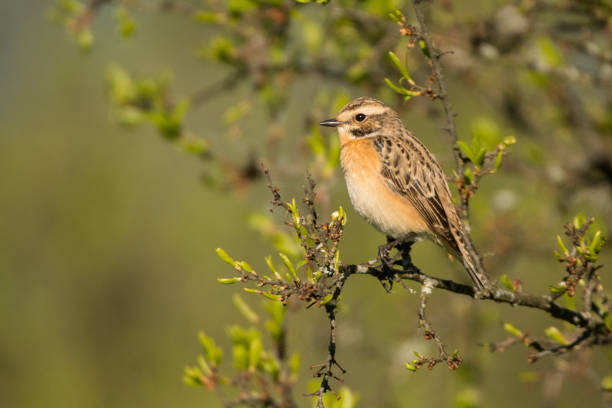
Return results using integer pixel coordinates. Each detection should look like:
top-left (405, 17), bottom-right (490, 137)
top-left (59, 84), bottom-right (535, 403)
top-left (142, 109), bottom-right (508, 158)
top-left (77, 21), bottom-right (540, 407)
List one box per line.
top-left (355, 113), bottom-right (366, 122)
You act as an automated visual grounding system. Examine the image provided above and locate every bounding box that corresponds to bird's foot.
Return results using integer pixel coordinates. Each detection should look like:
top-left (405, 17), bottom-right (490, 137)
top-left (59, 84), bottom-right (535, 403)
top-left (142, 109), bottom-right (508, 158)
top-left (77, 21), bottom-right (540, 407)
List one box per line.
top-left (378, 240), bottom-right (398, 268)
top-left (378, 237), bottom-right (413, 268)
top-left (395, 240), bottom-right (414, 269)
top-left (376, 237), bottom-right (407, 292)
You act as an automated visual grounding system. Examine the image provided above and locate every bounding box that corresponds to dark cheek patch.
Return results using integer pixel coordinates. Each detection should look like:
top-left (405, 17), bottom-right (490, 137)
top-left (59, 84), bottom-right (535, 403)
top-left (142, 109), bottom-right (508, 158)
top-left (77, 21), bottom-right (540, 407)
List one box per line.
top-left (350, 127), bottom-right (371, 137)
top-left (350, 124), bottom-right (381, 138)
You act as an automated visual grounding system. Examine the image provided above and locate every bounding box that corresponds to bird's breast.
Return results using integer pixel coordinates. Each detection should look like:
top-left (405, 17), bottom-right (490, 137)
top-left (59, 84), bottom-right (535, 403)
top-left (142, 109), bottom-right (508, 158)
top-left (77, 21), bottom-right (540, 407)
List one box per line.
top-left (340, 138), bottom-right (429, 239)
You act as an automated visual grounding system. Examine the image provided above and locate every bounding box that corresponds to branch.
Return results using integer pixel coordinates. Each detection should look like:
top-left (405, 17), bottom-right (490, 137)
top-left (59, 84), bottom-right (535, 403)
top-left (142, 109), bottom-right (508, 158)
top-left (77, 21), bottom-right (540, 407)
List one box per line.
top-left (409, 0), bottom-right (491, 288)
top-left (190, 69), bottom-right (247, 107)
top-left (411, 0), bottom-right (462, 180)
top-left (414, 278), bottom-right (462, 370)
top-left (341, 262), bottom-right (606, 333)
top-left (308, 296), bottom-right (347, 408)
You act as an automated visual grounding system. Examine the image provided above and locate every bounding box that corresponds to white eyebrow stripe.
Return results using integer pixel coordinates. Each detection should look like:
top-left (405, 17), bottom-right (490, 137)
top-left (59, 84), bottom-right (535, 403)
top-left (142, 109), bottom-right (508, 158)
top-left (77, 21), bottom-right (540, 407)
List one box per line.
top-left (351, 105), bottom-right (387, 116)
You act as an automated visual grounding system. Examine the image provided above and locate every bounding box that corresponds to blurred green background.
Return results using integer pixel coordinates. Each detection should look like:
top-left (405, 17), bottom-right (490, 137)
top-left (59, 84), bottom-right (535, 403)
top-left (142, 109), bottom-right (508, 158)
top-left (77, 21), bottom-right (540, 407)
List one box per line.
top-left (1, 1), bottom-right (611, 408)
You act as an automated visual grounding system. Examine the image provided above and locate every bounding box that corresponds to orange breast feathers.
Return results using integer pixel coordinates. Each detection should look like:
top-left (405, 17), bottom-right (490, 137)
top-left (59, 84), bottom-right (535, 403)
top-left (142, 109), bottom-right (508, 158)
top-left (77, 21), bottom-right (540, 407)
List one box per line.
top-left (340, 138), bottom-right (430, 239)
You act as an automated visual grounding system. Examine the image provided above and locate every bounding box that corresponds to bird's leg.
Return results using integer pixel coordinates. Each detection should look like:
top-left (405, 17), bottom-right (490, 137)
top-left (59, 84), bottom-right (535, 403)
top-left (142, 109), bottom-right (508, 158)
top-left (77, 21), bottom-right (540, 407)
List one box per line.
top-left (396, 240), bottom-right (415, 270)
top-left (378, 236), bottom-right (401, 267)
top-left (377, 236), bottom-right (404, 292)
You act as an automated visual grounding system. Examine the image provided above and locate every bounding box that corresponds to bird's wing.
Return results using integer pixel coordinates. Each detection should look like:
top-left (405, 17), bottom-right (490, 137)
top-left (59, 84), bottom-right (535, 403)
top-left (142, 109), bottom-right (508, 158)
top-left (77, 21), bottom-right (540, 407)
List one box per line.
top-left (373, 133), bottom-right (460, 252)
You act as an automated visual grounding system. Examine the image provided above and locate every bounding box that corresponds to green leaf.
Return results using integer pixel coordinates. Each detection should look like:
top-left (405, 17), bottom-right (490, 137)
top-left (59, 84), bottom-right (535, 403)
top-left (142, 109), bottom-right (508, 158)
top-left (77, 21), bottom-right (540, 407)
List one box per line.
top-left (338, 206), bottom-right (347, 225)
top-left (233, 344), bottom-right (249, 370)
top-left (573, 213), bottom-right (586, 229)
top-left (308, 126), bottom-right (326, 158)
top-left (195, 11), bottom-right (218, 23)
top-left (106, 64), bottom-right (137, 104)
top-left (463, 167), bottom-right (473, 184)
top-left (248, 338), bottom-right (262, 372)
top-left (233, 294), bottom-right (259, 323)
top-left (456, 140), bottom-right (474, 163)
top-left (474, 147), bottom-right (486, 167)
top-left (602, 374), bottom-right (612, 391)
top-left (384, 77), bottom-right (407, 95)
top-left (197, 355), bottom-right (212, 376)
top-left (115, 7), bottom-right (136, 37)
top-left (278, 253), bottom-right (298, 281)
top-left (503, 322), bottom-right (524, 338)
top-left (492, 151), bottom-right (503, 173)
top-left (216, 248), bottom-right (236, 266)
top-left (472, 117), bottom-right (501, 149)
top-left (419, 40), bottom-right (430, 58)
top-left (228, 326), bottom-right (259, 345)
top-left (77, 29), bottom-right (94, 51)
top-left (264, 298), bottom-right (286, 324)
top-left (405, 362), bottom-right (417, 371)
top-left (500, 274), bottom-right (515, 291)
top-left (544, 326), bottom-right (568, 345)
top-left (228, 0), bottom-right (256, 15)
top-left (388, 9), bottom-right (405, 23)
top-left (183, 366), bottom-right (204, 386)
top-left (503, 135), bottom-right (517, 146)
top-left (548, 282), bottom-right (567, 294)
top-left (116, 106), bottom-right (145, 127)
top-left (605, 314), bottom-right (612, 330)
top-left (264, 255), bottom-right (282, 280)
top-left (265, 320), bottom-right (282, 341)
top-left (236, 261), bottom-right (254, 274)
top-left (384, 78), bottom-right (418, 98)
top-left (208, 36), bottom-right (234, 62)
top-left (179, 135), bottom-right (207, 154)
top-left (556, 235), bottom-right (569, 256)
top-left (199, 331), bottom-right (223, 365)
top-left (590, 230), bottom-right (605, 254)
top-left (388, 51), bottom-right (412, 81)
top-left (564, 292), bottom-right (576, 311)
top-left (336, 386), bottom-right (358, 408)
top-left (262, 292), bottom-right (281, 301)
top-left (331, 251), bottom-right (340, 275)
top-left (148, 111), bottom-right (179, 139)
top-left (321, 293), bottom-right (334, 304)
top-left (217, 277), bottom-right (241, 284)
top-left (172, 99), bottom-right (190, 122)
top-left (261, 354), bottom-right (280, 380)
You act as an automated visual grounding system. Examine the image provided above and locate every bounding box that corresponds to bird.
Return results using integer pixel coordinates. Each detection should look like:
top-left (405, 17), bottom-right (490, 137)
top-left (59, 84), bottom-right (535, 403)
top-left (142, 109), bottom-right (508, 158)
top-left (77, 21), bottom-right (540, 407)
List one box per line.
top-left (319, 96), bottom-right (490, 289)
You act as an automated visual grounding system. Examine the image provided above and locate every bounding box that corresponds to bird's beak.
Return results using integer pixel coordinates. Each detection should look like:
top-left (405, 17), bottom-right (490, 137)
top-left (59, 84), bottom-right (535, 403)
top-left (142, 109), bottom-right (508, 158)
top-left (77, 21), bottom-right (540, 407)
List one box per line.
top-left (319, 118), bottom-right (343, 127)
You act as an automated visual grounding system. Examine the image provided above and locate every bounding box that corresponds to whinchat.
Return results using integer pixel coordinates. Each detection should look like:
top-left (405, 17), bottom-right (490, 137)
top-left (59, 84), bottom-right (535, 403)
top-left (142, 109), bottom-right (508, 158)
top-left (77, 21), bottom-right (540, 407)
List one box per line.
top-left (320, 97), bottom-right (490, 289)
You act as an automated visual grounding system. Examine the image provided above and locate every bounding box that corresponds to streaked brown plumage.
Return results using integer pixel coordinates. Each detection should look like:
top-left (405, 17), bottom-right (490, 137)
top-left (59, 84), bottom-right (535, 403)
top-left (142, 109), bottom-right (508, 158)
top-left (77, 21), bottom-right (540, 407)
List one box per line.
top-left (320, 96), bottom-right (489, 289)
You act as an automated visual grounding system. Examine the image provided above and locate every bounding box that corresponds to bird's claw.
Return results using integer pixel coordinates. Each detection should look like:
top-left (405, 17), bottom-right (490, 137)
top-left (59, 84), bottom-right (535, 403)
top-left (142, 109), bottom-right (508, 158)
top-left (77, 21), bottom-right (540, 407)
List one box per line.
top-left (377, 238), bottom-right (403, 292)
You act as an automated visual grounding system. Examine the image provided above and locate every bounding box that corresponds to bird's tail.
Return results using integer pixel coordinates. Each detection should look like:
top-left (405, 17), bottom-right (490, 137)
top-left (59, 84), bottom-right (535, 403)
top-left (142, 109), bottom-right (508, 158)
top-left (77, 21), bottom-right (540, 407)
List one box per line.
top-left (458, 237), bottom-right (490, 290)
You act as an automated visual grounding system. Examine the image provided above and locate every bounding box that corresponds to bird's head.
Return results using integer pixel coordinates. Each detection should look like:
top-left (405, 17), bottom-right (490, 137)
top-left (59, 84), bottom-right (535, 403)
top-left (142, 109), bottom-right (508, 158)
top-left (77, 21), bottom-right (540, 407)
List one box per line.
top-left (319, 97), bottom-right (400, 144)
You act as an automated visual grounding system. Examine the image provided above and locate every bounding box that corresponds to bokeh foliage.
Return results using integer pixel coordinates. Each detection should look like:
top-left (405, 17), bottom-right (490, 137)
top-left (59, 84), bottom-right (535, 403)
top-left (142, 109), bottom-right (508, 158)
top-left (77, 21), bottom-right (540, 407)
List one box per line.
top-left (1, 0), bottom-right (611, 407)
